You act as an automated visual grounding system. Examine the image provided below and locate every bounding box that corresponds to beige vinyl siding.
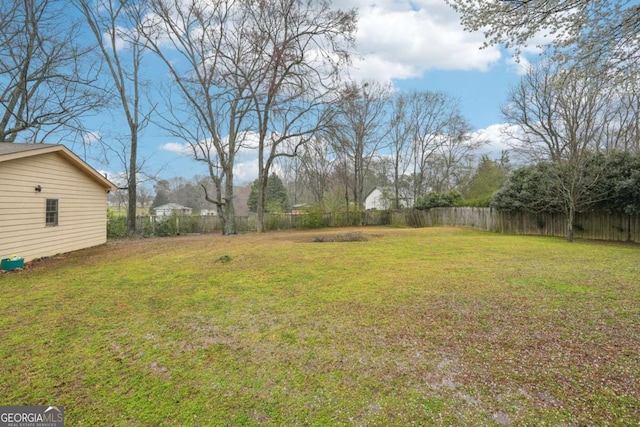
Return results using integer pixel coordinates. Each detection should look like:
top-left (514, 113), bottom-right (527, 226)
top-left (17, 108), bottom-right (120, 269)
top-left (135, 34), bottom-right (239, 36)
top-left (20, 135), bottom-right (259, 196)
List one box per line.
top-left (0, 152), bottom-right (109, 262)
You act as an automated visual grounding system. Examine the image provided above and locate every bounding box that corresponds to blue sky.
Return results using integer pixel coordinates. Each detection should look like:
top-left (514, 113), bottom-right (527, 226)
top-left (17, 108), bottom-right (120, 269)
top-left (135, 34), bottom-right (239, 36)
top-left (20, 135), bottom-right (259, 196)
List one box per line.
top-left (89, 0), bottom-right (534, 186)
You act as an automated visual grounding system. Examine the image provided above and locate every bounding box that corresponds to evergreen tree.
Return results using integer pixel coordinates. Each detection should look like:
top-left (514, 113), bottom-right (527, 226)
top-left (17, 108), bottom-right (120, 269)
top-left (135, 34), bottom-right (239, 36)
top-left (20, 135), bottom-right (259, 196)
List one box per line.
top-left (463, 154), bottom-right (510, 203)
top-left (491, 154), bottom-right (609, 242)
top-left (597, 151), bottom-right (640, 214)
top-left (248, 174), bottom-right (289, 213)
top-left (247, 181), bottom-right (258, 213)
top-left (415, 190), bottom-right (462, 209)
top-left (150, 180), bottom-right (171, 211)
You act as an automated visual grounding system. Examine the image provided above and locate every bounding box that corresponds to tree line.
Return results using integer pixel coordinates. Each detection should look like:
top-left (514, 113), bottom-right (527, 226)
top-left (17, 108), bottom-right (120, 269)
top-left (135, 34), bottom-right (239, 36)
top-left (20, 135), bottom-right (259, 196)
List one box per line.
top-left (2, 0), bottom-right (357, 235)
top-left (3, 0), bottom-right (639, 240)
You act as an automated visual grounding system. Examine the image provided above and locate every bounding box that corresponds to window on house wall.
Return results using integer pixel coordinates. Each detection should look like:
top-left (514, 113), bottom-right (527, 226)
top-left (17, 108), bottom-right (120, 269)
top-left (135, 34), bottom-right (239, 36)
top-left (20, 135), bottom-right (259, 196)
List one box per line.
top-left (46, 199), bottom-right (58, 226)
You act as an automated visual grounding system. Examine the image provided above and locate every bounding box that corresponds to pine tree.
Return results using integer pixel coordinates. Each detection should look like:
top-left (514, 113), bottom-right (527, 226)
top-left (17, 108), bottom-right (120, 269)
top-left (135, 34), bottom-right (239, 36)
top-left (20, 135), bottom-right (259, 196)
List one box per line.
top-left (248, 174), bottom-right (289, 213)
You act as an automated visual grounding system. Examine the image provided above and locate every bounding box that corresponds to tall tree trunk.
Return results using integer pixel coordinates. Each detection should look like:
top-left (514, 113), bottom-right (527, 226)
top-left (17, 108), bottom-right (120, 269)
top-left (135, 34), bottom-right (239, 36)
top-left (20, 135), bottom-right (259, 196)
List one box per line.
top-left (354, 141), bottom-right (364, 211)
top-left (222, 171), bottom-right (237, 235)
top-left (566, 205), bottom-right (575, 242)
top-left (127, 133), bottom-right (137, 235)
top-left (394, 157), bottom-right (401, 209)
top-left (208, 172), bottom-right (237, 236)
top-left (256, 136), bottom-right (267, 233)
top-left (256, 173), bottom-right (267, 233)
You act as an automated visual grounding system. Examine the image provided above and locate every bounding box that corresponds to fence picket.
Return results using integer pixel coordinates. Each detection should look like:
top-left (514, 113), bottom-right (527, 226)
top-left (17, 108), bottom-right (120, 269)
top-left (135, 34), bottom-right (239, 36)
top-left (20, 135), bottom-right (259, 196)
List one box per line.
top-left (389, 208), bottom-right (639, 243)
top-left (107, 208), bottom-right (639, 243)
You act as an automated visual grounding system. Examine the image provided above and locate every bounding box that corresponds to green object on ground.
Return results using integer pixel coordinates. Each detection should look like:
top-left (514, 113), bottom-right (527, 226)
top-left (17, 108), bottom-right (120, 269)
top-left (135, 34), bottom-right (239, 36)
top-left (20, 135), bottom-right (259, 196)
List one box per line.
top-left (1, 257), bottom-right (24, 271)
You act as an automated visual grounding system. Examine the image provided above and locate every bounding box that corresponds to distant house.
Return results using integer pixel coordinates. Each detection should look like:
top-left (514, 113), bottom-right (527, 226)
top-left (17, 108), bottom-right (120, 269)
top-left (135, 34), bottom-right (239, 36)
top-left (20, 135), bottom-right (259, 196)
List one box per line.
top-left (288, 203), bottom-right (311, 214)
top-left (364, 187), bottom-right (392, 210)
top-left (198, 208), bottom-right (217, 216)
top-left (364, 187), bottom-right (414, 210)
top-left (0, 143), bottom-right (116, 262)
top-left (153, 203), bottom-right (192, 217)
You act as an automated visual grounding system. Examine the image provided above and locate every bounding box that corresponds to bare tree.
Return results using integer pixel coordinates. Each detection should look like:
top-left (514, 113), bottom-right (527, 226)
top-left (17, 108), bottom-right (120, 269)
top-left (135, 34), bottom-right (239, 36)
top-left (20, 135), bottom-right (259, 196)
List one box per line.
top-left (237, 0), bottom-right (356, 232)
top-left (137, 184), bottom-right (153, 208)
top-left (297, 134), bottom-right (336, 207)
top-left (408, 91), bottom-right (464, 201)
top-left (139, 0), bottom-right (248, 235)
top-left (0, 0), bottom-right (104, 143)
top-left (604, 76), bottom-right (640, 152)
top-left (426, 114), bottom-right (485, 193)
top-left (502, 61), bottom-right (615, 162)
top-left (501, 61), bottom-right (617, 241)
top-left (276, 154), bottom-right (302, 207)
top-left (139, 0), bottom-right (354, 234)
top-left (330, 80), bottom-right (391, 211)
top-left (388, 92), bottom-right (414, 209)
top-left (74, 0), bottom-right (155, 235)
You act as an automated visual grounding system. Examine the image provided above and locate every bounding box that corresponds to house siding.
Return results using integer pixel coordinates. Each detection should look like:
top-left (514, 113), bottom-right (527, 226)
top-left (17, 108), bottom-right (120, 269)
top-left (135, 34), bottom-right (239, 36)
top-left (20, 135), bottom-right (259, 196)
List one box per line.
top-left (365, 188), bottom-right (388, 210)
top-left (0, 152), bottom-right (109, 262)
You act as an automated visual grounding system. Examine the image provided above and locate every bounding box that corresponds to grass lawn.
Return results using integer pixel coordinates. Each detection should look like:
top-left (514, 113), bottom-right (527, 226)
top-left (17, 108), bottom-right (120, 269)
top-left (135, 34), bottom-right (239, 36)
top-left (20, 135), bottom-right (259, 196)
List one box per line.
top-left (1, 227), bottom-right (638, 426)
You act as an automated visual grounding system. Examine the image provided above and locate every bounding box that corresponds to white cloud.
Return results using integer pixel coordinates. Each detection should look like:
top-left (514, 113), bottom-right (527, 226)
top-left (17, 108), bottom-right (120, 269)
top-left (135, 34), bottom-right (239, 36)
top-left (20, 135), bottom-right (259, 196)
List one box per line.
top-left (160, 142), bottom-right (193, 156)
top-left (506, 55), bottom-right (532, 76)
top-left (160, 130), bottom-right (296, 183)
top-left (472, 123), bottom-right (518, 157)
top-left (101, 170), bottom-right (127, 188)
top-left (232, 161), bottom-right (287, 185)
top-left (158, 137), bottom-right (258, 184)
top-left (349, 55), bottom-right (420, 83)
top-left (104, 26), bottom-right (130, 51)
top-left (232, 132), bottom-right (290, 184)
top-left (233, 159), bottom-right (258, 183)
top-left (236, 131), bottom-right (261, 151)
top-left (83, 131), bottom-right (101, 144)
top-left (343, 0), bottom-right (502, 84)
top-left (504, 30), bottom-right (548, 75)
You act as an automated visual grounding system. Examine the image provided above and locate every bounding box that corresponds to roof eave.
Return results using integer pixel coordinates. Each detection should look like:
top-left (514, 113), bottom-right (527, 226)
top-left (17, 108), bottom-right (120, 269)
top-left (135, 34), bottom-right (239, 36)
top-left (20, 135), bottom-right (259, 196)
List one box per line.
top-left (0, 144), bottom-right (116, 191)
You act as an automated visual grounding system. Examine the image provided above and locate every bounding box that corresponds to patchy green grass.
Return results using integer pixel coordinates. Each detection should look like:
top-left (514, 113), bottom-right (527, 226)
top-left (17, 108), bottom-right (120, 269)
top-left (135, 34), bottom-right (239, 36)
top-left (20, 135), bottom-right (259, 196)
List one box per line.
top-left (1, 227), bottom-right (639, 426)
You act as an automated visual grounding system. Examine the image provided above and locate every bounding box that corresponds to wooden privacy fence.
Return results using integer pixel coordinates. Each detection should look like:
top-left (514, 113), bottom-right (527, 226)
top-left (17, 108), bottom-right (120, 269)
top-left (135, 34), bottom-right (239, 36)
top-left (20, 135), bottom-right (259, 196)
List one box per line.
top-left (391, 207), bottom-right (640, 243)
top-left (111, 210), bottom-right (390, 237)
top-left (108, 208), bottom-right (639, 243)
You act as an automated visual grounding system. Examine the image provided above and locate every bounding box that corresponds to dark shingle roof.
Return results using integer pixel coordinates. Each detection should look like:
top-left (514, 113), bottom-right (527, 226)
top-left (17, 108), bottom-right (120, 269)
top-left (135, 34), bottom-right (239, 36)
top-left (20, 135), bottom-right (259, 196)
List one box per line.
top-left (0, 142), bottom-right (59, 156)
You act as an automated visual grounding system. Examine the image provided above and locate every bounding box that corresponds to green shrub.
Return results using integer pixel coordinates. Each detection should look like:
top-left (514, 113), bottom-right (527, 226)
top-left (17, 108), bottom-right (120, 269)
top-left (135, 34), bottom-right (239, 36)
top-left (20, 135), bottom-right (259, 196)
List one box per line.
top-left (366, 209), bottom-right (392, 225)
top-left (215, 254), bottom-right (233, 263)
top-left (264, 213), bottom-right (287, 231)
top-left (107, 211), bottom-right (127, 238)
top-left (235, 217), bottom-right (251, 233)
top-left (298, 207), bottom-right (326, 229)
top-left (178, 215), bottom-right (202, 234)
top-left (140, 216), bottom-right (154, 237)
top-left (154, 214), bottom-right (178, 237)
top-left (415, 190), bottom-right (462, 209)
top-left (330, 210), bottom-right (364, 227)
top-left (459, 196), bottom-right (493, 207)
